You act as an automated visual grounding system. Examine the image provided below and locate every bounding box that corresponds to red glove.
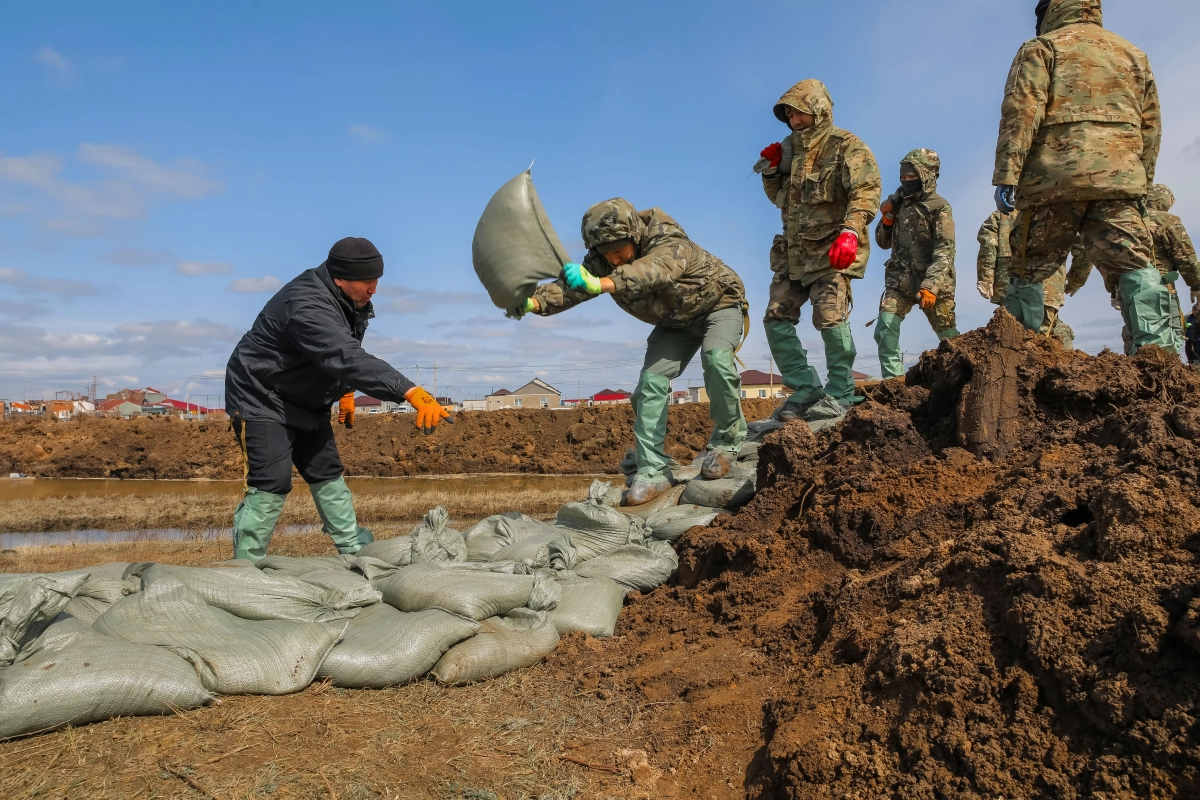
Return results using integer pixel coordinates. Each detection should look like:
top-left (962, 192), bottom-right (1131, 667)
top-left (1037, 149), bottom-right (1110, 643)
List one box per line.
top-left (828, 231), bottom-right (859, 270)
top-left (760, 142), bottom-right (783, 168)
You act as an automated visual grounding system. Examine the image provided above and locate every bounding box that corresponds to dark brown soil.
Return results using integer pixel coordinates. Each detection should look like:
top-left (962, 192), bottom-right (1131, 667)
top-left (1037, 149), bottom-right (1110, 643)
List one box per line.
top-left (558, 310), bottom-right (1200, 799)
top-left (0, 400), bottom-right (777, 480)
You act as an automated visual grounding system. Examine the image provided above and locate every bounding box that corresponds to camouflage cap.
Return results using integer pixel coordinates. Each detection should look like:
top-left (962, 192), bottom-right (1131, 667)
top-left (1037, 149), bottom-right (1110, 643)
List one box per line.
top-left (582, 198), bottom-right (644, 251)
top-left (1147, 184), bottom-right (1175, 212)
top-left (773, 79), bottom-right (834, 126)
top-left (900, 148), bottom-right (940, 193)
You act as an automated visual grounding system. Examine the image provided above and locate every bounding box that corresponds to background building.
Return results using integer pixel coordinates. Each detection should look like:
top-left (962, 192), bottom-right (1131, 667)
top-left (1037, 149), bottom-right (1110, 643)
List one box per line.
top-left (486, 379), bottom-right (561, 410)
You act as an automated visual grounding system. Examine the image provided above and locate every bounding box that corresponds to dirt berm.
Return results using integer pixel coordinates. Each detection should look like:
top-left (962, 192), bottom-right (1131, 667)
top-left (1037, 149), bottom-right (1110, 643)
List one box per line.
top-left (554, 311), bottom-right (1200, 798)
top-left (0, 399), bottom-right (776, 479)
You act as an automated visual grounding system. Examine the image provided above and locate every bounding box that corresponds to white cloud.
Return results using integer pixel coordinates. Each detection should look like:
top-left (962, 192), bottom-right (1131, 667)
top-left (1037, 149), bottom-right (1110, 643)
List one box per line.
top-left (32, 46), bottom-right (73, 83)
top-left (349, 124), bottom-right (387, 144)
top-left (376, 284), bottom-right (489, 314)
top-left (177, 260), bottom-right (233, 276)
top-left (0, 267), bottom-right (97, 297)
top-left (100, 247), bottom-right (174, 266)
top-left (227, 276), bottom-right (282, 293)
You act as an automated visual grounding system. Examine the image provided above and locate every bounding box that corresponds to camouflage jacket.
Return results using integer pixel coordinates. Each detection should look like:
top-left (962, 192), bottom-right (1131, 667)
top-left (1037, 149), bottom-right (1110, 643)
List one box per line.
top-left (993, 0), bottom-right (1160, 207)
top-left (762, 79), bottom-right (881, 283)
top-left (976, 210), bottom-right (1018, 295)
top-left (531, 206), bottom-right (746, 329)
top-left (875, 149), bottom-right (955, 298)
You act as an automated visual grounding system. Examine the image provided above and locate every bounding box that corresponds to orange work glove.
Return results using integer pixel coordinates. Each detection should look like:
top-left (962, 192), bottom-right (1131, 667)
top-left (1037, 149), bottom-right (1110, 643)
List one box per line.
top-left (337, 392), bottom-right (355, 429)
top-left (405, 386), bottom-right (453, 434)
top-left (918, 289), bottom-right (937, 310)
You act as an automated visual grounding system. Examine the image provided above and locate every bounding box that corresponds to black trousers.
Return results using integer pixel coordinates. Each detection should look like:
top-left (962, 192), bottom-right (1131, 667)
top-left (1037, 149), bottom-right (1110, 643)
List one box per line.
top-left (231, 418), bottom-right (344, 495)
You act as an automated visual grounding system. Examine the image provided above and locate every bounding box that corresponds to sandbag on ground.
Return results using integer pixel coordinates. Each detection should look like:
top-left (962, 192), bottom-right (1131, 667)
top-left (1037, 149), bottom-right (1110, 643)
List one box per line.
top-left (489, 529), bottom-right (570, 569)
top-left (556, 481), bottom-right (637, 560)
top-left (623, 484), bottom-right (686, 517)
top-left (256, 555), bottom-right (355, 577)
top-left (318, 605), bottom-right (479, 689)
top-left (575, 544), bottom-right (678, 592)
top-left (546, 578), bottom-right (627, 638)
top-left (127, 563), bottom-right (375, 622)
top-left (472, 168), bottom-right (571, 310)
top-left (803, 395), bottom-right (847, 433)
top-left (298, 568), bottom-right (380, 600)
top-left (49, 564), bottom-right (140, 624)
top-left (95, 567), bottom-right (342, 695)
top-left (1, 573), bottom-right (87, 667)
top-left (464, 512), bottom-right (551, 562)
top-left (377, 563), bottom-right (536, 620)
top-left (410, 506), bottom-right (467, 564)
top-left (431, 610), bottom-right (560, 685)
top-left (0, 617), bottom-right (212, 740)
top-left (680, 473), bottom-right (756, 509)
top-left (643, 504), bottom-right (724, 542)
top-left (357, 536), bottom-right (414, 566)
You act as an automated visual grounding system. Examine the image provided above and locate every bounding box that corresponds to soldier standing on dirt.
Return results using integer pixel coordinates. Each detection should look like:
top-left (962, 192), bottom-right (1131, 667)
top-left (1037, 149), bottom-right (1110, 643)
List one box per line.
top-left (514, 199), bottom-right (748, 506)
top-left (757, 79), bottom-right (881, 416)
top-left (992, 0), bottom-right (1168, 351)
top-left (873, 149), bottom-right (957, 379)
top-left (224, 237), bottom-right (452, 561)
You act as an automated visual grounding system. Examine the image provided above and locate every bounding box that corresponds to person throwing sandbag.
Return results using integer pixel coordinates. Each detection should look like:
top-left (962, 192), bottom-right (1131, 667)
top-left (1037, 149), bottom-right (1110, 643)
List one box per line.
top-left (514, 199), bottom-right (748, 506)
top-left (224, 237), bottom-right (452, 561)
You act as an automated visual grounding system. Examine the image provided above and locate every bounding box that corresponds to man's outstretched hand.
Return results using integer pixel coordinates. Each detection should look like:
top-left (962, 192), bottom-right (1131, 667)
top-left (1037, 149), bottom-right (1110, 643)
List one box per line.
top-left (405, 386), bottom-right (453, 434)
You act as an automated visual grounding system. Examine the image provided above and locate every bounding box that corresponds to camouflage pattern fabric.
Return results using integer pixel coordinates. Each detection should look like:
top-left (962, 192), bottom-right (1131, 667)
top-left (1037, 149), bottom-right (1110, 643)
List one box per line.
top-left (977, 210), bottom-right (1018, 303)
top-left (533, 200), bottom-right (746, 329)
top-left (878, 286), bottom-right (956, 335)
top-left (993, 0), bottom-right (1160, 208)
top-left (762, 79), bottom-right (881, 285)
top-left (1006, 199), bottom-right (1156, 287)
top-left (763, 270), bottom-right (851, 331)
top-left (1145, 185), bottom-right (1200, 291)
top-left (875, 148), bottom-right (956, 301)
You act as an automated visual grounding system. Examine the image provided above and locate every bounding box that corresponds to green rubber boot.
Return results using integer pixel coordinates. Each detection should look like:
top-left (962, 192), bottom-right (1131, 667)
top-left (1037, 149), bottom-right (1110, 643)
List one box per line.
top-left (1119, 267), bottom-right (1176, 351)
top-left (1004, 279), bottom-right (1046, 332)
top-left (822, 323), bottom-right (859, 405)
top-left (701, 348), bottom-right (748, 455)
top-left (873, 311), bottom-right (904, 379)
top-left (632, 370), bottom-right (673, 482)
top-left (232, 487), bottom-right (286, 561)
top-left (764, 321), bottom-right (824, 406)
top-left (309, 476), bottom-right (374, 554)
top-left (936, 326), bottom-right (960, 341)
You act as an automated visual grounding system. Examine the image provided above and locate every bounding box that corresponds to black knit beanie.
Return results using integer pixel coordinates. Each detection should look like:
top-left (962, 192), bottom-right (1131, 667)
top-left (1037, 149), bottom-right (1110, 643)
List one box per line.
top-left (327, 237), bottom-right (384, 280)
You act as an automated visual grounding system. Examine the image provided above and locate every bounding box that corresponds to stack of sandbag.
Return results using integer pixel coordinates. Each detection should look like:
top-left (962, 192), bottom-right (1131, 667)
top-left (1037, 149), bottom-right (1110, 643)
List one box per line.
top-left (555, 480), bottom-right (645, 561)
top-left (680, 441), bottom-right (761, 510)
top-left (432, 609), bottom-right (560, 685)
top-left (463, 512), bottom-right (551, 561)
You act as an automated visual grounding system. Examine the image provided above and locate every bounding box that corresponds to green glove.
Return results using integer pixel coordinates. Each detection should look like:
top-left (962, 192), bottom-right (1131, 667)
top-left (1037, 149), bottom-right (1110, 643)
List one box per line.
top-left (522, 297), bottom-right (536, 313)
top-left (564, 262), bottom-right (602, 295)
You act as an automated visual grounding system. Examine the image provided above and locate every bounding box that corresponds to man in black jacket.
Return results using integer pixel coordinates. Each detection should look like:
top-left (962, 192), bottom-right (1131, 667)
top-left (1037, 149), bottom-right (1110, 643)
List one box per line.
top-left (225, 237), bottom-right (450, 561)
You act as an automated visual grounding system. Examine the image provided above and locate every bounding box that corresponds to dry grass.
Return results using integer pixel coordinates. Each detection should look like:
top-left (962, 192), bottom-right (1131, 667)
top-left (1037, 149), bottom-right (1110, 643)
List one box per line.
top-left (0, 662), bottom-right (658, 799)
top-left (0, 486), bottom-right (588, 535)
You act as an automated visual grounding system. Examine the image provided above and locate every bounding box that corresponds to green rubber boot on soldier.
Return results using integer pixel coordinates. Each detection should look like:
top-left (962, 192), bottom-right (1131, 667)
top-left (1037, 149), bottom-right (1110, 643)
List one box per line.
top-left (628, 370), bottom-right (673, 504)
top-left (699, 348), bottom-right (748, 479)
top-left (873, 311), bottom-right (904, 379)
top-left (1120, 267), bottom-right (1177, 351)
top-left (1004, 279), bottom-right (1046, 332)
top-left (232, 487), bottom-right (286, 561)
top-left (822, 323), bottom-right (860, 406)
top-left (764, 321), bottom-right (824, 420)
top-left (936, 326), bottom-right (960, 340)
top-left (309, 476), bottom-right (374, 554)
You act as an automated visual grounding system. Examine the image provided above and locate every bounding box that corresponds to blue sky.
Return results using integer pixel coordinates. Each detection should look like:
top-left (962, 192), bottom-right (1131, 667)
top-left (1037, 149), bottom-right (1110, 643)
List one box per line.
top-left (2, 1), bottom-right (1198, 404)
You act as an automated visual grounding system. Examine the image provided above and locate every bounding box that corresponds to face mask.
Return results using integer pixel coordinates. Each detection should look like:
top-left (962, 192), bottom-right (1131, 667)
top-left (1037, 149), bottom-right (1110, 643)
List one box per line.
top-left (901, 179), bottom-right (923, 196)
top-left (1035, 0), bottom-right (1052, 34)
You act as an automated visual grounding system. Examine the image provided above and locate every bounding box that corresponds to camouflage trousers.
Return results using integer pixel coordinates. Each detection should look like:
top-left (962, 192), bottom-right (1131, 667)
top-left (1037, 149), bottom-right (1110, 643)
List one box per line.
top-left (878, 287), bottom-right (956, 334)
top-left (1008, 200), bottom-right (1154, 284)
top-left (763, 271), bottom-right (852, 330)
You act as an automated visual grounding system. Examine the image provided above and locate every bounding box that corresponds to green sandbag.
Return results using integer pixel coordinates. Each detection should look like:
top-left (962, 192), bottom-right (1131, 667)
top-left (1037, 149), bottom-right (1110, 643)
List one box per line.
top-left (472, 168), bottom-right (571, 310)
top-left (431, 610), bottom-right (561, 685)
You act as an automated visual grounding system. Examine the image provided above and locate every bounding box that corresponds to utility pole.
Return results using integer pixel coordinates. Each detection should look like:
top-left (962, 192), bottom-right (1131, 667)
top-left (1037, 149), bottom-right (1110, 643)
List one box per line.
top-left (768, 355), bottom-right (774, 398)
top-left (433, 363), bottom-right (437, 399)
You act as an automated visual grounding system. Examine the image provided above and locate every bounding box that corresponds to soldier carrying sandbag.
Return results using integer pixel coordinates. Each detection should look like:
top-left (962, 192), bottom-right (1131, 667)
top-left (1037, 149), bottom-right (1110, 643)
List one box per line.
top-left (513, 199), bottom-right (749, 506)
top-left (224, 237), bottom-right (453, 561)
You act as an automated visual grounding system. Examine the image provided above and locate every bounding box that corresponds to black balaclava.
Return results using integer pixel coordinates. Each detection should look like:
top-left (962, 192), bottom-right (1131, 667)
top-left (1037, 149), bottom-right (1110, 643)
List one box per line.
top-left (900, 165), bottom-right (922, 197)
top-left (1035, 0), bottom-right (1052, 34)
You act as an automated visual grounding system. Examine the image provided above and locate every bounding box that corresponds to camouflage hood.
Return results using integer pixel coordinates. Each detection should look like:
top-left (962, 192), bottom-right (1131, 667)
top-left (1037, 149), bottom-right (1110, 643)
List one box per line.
top-left (773, 79), bottom-right (834, 132)
top-left (581, 198), bottom-right (647, 251)
top-left (1147, 184), bottom-right (1175, 212)
top-left (1040, 0), bottom-right (1102, 35)
top-left (901, 148), bottom-right (940, 196)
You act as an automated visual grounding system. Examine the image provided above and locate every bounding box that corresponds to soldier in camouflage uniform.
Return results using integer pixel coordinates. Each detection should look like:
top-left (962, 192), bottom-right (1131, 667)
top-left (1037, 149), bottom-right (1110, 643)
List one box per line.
top-left (993, 0), bottom-right (1168, 351)
top-left (518, 198), bottom-right (748, 505)
top-left (873, 149), bottom-right (957, 379)
top-left (758, 79), bottom-right (881, 416)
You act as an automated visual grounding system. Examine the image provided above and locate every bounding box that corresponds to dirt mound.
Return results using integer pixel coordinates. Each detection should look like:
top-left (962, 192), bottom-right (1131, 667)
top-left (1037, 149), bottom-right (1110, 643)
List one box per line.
top-left (0, 400), bottom-right (776, 479)
top-left (564, 310), bottom-right (1200, 798)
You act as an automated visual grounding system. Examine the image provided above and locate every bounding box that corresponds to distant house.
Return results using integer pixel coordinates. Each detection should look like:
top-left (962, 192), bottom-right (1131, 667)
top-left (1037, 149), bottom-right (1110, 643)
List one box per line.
top-left (671, 390), bottom-right (690, 405)
top-left (486, 379), bottom-right (561, 410)
top-left (460, 399), bottom-right (487, 412)
top-left (98, 398), bottom-right (143, 418)
top-left (739, 370), bottom-right (788, 401)
top-left (8, 402), bottom-right (34, 414)
top-left (592, 389), bottom-right (632, 405)
top-left (352, 395), bottom-right (409, 413)
top-left (48, 400), bottom-right (75, 420)
top-left (157, 398), bottom-right (218, 417)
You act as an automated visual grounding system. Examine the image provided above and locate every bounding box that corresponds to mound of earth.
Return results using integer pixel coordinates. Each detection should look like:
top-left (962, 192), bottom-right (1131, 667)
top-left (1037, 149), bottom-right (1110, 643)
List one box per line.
top-left (559, 310), bottom-right (1200, 798)
top-left (0, 400), bottom-right (776, 480)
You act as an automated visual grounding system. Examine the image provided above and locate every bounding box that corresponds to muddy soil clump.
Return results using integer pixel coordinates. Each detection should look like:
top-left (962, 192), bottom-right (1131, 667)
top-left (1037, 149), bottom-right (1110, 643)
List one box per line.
top-left (0, 400), bottom-right (775, 479)
top-left (565, 311), bottom-right (1200, 798)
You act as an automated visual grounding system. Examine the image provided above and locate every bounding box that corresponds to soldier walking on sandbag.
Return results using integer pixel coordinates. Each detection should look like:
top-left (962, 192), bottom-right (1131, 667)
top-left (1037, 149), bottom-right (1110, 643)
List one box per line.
top-left (514, 199), bottom-right (748, 506)
top-left (977, 210), bottom-right (1088, 348)
top-left (757, 79), bottom-right (881, 416)
top-left (992, 0), bottom-right (1169, 351)
top-left (224, 237), bottom-right (453, 561)
top-left (873, 149), bottom-right (957, 379)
